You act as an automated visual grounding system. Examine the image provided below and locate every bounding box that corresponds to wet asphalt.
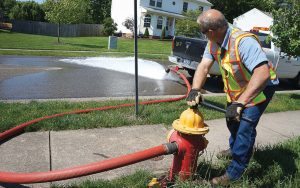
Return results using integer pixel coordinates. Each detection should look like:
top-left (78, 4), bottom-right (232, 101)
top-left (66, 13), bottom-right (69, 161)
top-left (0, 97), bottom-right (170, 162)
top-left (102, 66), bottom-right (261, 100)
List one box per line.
top-left (0, 56), bottom-right (187, 100)
top-left (0, 56), bottom-right (298, 100)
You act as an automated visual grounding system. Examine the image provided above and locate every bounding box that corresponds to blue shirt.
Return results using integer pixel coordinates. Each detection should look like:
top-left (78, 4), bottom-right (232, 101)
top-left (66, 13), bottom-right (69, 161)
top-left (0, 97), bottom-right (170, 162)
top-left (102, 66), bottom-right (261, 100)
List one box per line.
top-left (203, 27), bottom-right (279, 86)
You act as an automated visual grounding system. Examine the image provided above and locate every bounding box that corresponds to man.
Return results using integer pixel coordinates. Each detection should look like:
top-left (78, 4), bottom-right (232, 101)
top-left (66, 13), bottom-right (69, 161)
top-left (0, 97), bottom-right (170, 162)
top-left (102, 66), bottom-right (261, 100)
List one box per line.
top-left (186, 9), bottom-right (278, 186)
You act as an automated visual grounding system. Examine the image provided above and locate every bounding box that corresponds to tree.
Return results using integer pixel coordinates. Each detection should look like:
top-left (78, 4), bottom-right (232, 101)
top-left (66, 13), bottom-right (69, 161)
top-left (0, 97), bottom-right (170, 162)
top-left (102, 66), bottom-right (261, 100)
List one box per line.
top-left (0, 0), bottom-right (17, 20)
top-left (122, 17), bottom-right (134, 35)
top-left (9, 1), bottom-right (45, 21)
top-left (44, 0), bottom-right (91, 24)
top-left (175, 9), bottom-right (201, 38)
top-left (89, 0), bottom-right (111, 24)
top-left (102, 17), bottom-right (117, 36)
top-left (209, 0), bottom-right (299, 56)
top-left (209, 0), bottom-right (270, 23)
top-left (44, 0), bottom-right (92, 43)
top-left (265, 0), bottom-right (300, 56)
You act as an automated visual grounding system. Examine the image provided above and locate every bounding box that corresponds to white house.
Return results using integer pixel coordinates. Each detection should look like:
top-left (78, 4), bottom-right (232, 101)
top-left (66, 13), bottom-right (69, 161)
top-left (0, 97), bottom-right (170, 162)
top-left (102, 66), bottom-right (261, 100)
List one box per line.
top-left (233, 8), bottom-right (273, 34)
top-left (111, 0), bottom-right (212, 38)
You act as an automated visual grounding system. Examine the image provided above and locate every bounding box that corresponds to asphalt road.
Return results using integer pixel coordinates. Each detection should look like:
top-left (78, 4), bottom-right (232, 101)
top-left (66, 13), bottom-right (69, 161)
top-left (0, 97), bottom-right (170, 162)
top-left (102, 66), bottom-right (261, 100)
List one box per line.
top-left (0, 56), bottom-right (298, 100)
top-left (0, 56), bottom-right (187, 100)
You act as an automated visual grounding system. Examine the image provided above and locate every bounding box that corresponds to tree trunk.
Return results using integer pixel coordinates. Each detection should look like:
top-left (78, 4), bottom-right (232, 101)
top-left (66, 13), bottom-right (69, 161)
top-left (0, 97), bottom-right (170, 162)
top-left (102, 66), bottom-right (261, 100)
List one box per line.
top-left (57, 22), bottom-right (60, 43)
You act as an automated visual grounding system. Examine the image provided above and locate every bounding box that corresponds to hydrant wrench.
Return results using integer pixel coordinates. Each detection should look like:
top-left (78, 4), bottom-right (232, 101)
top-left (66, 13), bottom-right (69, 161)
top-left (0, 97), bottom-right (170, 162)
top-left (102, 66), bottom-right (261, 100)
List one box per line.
top-left (200, 101), bottom-right (254, 123)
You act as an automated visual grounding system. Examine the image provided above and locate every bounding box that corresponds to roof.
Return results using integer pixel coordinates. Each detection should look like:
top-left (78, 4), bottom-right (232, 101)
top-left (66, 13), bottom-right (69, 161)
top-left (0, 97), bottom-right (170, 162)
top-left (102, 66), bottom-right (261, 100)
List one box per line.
top-left (195, 0), bottom-right (213, 6)
top-left (262, 10), bottom-right (273, 18)
top-left (142, 7), bottom-right (185, 19)
top-left (234, 8), bottom-right (273, 21)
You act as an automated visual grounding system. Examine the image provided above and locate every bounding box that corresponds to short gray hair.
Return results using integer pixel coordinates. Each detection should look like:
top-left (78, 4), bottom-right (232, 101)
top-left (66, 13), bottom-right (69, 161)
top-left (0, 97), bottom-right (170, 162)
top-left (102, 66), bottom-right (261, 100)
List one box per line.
top-left (197, 11), bottom-right (228, 32)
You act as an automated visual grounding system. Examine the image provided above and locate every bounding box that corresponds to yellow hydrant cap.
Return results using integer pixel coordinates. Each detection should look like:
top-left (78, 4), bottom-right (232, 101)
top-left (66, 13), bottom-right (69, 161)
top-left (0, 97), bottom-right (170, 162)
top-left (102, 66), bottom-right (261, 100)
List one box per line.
top-left (172, 107), bottom-right (209, 135)
top-left (148, 178), bottom-right (160, 187)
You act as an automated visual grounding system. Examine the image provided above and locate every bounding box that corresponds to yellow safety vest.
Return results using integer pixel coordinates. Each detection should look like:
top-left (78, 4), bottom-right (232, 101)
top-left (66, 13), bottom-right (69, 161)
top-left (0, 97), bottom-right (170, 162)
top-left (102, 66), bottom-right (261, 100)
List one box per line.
top-left (208, 29), bottom-right (277, 107)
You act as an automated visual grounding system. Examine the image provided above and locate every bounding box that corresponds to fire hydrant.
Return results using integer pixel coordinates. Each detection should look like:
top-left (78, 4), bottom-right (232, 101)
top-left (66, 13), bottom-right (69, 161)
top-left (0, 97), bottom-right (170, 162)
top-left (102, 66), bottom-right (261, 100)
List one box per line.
top-left (149, 107), bottom-right (209, 187)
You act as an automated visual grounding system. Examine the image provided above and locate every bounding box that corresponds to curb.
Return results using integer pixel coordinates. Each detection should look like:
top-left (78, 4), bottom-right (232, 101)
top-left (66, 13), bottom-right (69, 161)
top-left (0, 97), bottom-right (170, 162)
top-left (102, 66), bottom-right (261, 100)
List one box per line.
top-left (0, 90), bottom-right (299, 103)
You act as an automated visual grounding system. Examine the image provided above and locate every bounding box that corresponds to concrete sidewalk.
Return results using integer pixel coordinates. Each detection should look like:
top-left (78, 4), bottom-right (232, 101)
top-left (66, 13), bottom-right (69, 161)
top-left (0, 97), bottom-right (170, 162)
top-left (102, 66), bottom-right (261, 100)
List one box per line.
top-left (0, 111), bottom-right (300, 188)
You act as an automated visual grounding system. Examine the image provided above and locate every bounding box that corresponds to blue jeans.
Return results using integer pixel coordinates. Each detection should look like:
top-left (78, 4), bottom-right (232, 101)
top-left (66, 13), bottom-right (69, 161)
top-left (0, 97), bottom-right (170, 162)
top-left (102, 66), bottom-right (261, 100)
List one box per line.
top-left (226, 86), bottom-right (275, 180)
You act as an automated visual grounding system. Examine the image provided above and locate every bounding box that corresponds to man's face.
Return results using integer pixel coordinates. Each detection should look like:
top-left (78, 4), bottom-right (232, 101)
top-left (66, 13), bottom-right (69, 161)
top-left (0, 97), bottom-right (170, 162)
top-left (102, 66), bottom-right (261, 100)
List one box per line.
top-left (201, 27), bottom-right (215, 42)
top-left (200, 27), bottom-right (209, 36)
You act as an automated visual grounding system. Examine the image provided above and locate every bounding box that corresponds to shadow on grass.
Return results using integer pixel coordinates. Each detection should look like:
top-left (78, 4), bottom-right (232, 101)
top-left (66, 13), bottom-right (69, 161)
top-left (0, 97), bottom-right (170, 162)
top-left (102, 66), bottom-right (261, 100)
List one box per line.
top-left (248, 146), bottom-right (298, 179)
top-left (64, 42), bottom-right (106, 49)
top-left (196, 161), bottom-right (227, 181)
top-left (291, 93), bottom-right (300, 100)
top-left (194, 145), bottom-right (298, 187)
top-left (0, 29), bottom-right (12, 34)
top-left (0, 183), bottom-right (30, 188)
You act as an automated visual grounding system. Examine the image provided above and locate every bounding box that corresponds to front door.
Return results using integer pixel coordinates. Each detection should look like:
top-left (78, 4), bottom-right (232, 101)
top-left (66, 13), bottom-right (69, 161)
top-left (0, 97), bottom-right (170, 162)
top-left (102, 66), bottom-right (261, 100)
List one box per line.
top-left (166, 17), bottom-right (174, 37)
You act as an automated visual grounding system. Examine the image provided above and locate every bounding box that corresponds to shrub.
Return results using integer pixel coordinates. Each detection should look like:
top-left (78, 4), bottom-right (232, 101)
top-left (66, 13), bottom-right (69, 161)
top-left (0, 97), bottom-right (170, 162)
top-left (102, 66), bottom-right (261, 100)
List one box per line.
top-left (144, 27), bottom-right (149, 38)
top-left (175, 9), bottom-right (201, 38)
top-left (102, 17), bottom-right (117, 36)
top-left (122, 17), bottom-right (134, 34)
top-left (161, 26), bottom-right (166, 40)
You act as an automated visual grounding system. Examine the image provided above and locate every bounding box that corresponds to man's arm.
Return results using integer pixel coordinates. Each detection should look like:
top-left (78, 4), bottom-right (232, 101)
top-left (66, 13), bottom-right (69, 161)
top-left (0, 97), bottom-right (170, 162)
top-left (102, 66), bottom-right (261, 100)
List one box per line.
top-left (237, 63), bottom-right (270, 105)
top-left (236, 36), bottom-right (271, 105)
top-left (192, 57), bottom-right (214, 90)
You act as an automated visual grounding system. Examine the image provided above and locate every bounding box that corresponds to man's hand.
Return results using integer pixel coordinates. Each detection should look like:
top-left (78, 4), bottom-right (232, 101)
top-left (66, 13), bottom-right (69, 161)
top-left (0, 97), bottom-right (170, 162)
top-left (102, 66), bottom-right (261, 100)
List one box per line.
top-left (186, 89), bottom-right (203, 107)
top-left (226, 102), bottom-right (245, 122)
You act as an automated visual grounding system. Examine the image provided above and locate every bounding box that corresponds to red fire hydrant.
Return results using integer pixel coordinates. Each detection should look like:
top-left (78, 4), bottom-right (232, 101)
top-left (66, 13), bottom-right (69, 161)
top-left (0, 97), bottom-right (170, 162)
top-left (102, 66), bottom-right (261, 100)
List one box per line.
top-left (149, 107), bottom-right (209, 187)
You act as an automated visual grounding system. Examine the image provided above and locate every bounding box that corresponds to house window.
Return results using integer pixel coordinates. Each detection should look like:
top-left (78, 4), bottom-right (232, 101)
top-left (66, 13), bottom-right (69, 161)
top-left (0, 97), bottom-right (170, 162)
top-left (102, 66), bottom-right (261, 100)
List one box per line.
top-left (157, 16), bottom-right (163, 29)
top-left (157, 0), bottom-right (162, 8)
top-left (144, 14), bottom-right (151, 27)
top-left (183, 2), bottom-right (188, 12)
top-left (149, 0), bottom-right (155, 6)
top-left (199, 6), bottom-right (203, 12)
top-left (150, 0), bottom-right (162, 8)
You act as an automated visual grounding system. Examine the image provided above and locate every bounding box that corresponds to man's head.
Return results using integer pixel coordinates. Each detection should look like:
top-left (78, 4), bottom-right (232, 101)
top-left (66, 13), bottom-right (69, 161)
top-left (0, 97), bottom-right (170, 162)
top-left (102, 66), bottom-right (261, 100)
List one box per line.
top-left (197, 9), bottom-right (228, 43)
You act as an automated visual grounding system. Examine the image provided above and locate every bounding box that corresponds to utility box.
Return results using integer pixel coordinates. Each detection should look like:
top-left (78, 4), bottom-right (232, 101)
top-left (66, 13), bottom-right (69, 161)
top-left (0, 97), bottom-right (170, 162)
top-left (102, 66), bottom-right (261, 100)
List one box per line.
top-left (108, 36), bottom-right (118, 49)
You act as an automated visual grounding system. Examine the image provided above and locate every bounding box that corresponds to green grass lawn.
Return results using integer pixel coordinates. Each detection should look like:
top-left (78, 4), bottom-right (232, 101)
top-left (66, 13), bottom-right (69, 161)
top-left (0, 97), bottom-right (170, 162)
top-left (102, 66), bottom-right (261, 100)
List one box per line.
top-left (51, 137), bottom-right (300, 188)
top-left (1, 94), bottom-right (299, 188)
top-left (0, 29), bottom-right (171, 59)
top-left (0, 93), bottom-right (299, 133)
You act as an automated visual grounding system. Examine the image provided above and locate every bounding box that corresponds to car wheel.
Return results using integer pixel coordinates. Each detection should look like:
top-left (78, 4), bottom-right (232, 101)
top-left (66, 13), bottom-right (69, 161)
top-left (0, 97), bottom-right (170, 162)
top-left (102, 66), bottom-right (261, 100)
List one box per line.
top-left (187, 69), bottom-right (195, 77)
top-left (292, 72), bottom-right (300, 88)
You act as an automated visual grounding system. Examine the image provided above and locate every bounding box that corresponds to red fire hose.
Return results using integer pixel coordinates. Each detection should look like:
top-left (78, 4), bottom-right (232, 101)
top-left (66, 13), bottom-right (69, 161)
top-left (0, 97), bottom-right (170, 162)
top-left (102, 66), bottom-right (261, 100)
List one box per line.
top-left (0, 143), bottom-right (177, 183)
top-left (0, 68), bottom-right (190, 184)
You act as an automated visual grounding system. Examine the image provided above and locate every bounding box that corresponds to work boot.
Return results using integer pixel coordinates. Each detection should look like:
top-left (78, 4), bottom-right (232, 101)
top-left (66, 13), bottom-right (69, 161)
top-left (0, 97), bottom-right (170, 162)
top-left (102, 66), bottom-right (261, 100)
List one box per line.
top-left (210, 173), bottom-right (231, 187)
top-left (216, 149), bottom-right (232, 159)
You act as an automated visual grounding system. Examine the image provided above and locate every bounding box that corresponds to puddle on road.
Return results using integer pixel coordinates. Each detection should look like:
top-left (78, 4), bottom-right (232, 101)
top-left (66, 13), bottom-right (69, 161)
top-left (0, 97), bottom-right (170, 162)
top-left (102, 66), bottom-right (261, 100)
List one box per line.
top-left (60, 57), bottom-right (180, 81)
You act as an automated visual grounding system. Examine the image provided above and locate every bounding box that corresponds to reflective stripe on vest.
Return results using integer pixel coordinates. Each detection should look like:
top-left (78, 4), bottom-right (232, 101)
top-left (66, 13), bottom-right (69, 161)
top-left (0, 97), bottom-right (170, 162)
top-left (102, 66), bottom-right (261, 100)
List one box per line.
top-left (208, 29), bottom-right (277, 107)
top-left (233, 32), bottom-right (277, 81)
